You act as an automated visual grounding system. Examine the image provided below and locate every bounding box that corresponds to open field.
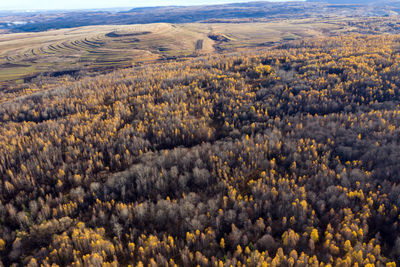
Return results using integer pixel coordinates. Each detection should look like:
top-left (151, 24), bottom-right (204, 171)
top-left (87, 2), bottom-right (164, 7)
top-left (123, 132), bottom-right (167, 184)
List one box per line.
top-left (189, 18), bottom-right (341, 50)
top-left (193, 16), bottom-right (400, 49)
top-left (0, 16), bottom-right (399, 83)
top-left (0, 23), bottom-right (215, 82)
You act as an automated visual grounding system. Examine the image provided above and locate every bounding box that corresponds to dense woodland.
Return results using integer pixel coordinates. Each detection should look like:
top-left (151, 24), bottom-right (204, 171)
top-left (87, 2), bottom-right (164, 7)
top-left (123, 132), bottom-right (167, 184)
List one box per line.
top-left (1, 34), bottom-right (400, 266)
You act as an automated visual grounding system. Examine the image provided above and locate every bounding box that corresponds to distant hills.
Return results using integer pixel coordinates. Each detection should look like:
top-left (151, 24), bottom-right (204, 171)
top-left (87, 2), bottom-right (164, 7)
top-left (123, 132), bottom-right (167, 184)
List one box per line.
top-left (0, 1), bottom-right (399, 33)
top-left (308, 0), bottom-right (399, 3)
top-left (307, 0), bottom-right (372, 3)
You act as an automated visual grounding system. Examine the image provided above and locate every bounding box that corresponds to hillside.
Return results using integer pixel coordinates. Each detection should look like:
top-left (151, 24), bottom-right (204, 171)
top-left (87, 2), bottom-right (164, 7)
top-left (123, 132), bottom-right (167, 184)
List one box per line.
top-left (0, 24), bottom-right (214, 83)
top-left (1, 1), bottom-right (400, 34)
top-left (0, 34), bottom-right (400, 266)
top-left (307, 0), bottom-right (390, 3)
top-left (1, 16), bottom-right (400, 84)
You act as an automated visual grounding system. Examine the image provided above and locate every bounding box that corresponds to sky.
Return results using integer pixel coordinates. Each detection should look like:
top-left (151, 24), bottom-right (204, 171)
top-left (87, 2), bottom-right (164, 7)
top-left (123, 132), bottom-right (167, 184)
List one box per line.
top-left (0, 0), bottom-right (296, 11)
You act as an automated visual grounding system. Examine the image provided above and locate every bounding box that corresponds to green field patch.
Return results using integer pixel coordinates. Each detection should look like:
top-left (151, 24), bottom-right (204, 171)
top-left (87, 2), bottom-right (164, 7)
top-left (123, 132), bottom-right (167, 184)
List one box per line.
top-left (0, 65), bottom-right (36, 81)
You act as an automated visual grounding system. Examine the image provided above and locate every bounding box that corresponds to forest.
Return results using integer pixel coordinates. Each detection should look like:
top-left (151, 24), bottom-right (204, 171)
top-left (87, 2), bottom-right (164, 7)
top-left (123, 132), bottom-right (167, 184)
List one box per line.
top-left (0, 34), bottom-right (400, 266)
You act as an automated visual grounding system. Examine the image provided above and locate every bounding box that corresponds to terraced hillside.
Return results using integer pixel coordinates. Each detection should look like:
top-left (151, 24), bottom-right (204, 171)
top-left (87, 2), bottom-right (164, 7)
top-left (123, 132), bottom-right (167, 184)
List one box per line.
top-left (1, 16), bottom-right (399, 84)
top-left (0, 23), bottom-right (214, 83)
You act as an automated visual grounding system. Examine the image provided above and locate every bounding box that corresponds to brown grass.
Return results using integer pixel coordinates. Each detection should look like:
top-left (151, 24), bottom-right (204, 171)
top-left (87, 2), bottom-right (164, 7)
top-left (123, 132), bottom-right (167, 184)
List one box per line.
top-left (0, 17), bottom-right (376, 82)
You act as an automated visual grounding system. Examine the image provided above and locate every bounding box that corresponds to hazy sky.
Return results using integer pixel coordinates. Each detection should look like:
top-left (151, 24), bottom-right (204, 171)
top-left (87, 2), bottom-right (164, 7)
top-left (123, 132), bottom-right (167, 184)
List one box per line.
top-left (0, 0), bottom-right (296, 11)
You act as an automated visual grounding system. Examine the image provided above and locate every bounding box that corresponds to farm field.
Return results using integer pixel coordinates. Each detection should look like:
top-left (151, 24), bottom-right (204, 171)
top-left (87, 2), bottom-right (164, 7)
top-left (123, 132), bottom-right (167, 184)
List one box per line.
top-left (1, 16), bottom-right (394, 83)
top-left (0, 23), bottom-right (214, 83)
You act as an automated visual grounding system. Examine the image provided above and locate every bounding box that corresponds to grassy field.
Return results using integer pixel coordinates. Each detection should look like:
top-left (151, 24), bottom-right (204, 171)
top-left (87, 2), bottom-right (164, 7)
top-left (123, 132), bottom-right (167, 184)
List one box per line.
top-left (188, 17), bottom-right (377, 50)
top-left (0, 17), bottom-right (393, 83)
top-left (0, 23), bottom-right (215, 82)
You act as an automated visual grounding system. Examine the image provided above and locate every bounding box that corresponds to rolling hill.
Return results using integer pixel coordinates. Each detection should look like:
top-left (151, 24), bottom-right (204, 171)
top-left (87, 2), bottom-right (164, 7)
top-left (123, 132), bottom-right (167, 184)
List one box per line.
top-left (2, 15), bottom-right (400, 84)
top-left (1, 1), bottom-right (400, 34)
